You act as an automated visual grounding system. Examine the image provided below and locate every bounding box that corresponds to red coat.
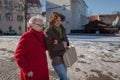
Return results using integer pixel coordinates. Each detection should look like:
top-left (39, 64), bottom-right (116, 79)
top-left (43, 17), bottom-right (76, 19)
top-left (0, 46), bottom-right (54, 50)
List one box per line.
top-left (14, 27), bottom-right (49, 80)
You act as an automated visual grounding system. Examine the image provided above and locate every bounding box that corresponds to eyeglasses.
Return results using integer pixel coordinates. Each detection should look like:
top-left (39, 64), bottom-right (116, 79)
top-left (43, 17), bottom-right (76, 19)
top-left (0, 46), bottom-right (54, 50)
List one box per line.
top-left (34, 23), bottom-right (44, 27)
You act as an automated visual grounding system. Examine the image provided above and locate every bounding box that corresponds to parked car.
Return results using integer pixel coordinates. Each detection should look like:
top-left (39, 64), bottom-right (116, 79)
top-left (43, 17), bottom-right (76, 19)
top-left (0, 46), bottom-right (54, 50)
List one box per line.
top-left (4, 30), bottom-right (17, 35)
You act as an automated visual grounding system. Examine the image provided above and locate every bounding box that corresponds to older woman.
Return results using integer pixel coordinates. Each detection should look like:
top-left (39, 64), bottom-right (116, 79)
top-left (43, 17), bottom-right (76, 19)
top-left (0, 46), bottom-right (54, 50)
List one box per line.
top-left (44, 12), bottom-right (69, 80)
top-left (14, 15), bottom-right (49, 80)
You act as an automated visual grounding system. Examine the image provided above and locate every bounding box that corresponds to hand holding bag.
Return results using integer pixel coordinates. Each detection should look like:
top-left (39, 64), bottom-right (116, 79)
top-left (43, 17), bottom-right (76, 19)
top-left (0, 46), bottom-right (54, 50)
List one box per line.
top-left (63, 47), bottom-right (77, 67)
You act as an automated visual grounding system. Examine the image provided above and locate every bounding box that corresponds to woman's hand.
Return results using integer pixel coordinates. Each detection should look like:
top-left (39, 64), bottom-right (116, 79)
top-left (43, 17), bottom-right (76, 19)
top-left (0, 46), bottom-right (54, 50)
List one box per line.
top-left (62, 41), bottom-right (67, 49)
top-left (53, 40), bottom-right (58, 44)
top-left (27, 71), bottom-right (33, 77)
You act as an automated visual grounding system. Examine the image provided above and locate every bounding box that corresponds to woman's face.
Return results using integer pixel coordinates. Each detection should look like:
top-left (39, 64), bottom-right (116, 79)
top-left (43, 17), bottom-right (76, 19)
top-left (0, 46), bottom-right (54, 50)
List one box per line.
top-left (54, 17), bottom-right (62, 27)
top-left (32, 20), bottom-right (43, 32)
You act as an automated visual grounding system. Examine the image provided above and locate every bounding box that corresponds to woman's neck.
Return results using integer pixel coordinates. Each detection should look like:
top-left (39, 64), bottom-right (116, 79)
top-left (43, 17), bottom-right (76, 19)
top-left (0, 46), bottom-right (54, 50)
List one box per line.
top-left (53, 24), bottom-right (60, 27)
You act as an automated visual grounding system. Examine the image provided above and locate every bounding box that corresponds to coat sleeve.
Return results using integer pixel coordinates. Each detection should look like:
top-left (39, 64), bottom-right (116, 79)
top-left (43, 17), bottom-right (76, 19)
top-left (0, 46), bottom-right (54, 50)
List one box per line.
top-left (14, 34), bottom-right (31, 74)
top-left (45, 31), bottom-right (65, 51)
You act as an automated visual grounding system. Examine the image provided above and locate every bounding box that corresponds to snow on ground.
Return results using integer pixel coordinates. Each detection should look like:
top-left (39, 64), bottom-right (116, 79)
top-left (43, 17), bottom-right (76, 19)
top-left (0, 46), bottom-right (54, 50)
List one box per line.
top-left (0, 35), bottom-right (120, 80)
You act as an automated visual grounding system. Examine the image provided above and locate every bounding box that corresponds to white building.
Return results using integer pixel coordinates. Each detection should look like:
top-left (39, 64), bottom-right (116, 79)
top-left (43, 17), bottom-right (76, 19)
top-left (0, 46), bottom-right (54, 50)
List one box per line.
top-left (46, 0), bottom-right (88, 34)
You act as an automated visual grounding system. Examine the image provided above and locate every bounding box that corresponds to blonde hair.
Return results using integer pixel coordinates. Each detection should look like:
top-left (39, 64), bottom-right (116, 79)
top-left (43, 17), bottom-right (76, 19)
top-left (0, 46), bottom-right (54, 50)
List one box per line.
top-left (27, 15), bottom-right (43, 27)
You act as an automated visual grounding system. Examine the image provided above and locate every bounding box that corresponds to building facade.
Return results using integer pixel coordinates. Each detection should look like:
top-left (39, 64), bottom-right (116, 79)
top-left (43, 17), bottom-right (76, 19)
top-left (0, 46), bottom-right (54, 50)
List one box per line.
top-left (0, 0), bottom-right (25, 35)
top-left (0, 0), bottom-right (41, 35)
top-left (46, 0), bottom-right (88, 34)
top-left (27, 0), bottom-right (42, 17)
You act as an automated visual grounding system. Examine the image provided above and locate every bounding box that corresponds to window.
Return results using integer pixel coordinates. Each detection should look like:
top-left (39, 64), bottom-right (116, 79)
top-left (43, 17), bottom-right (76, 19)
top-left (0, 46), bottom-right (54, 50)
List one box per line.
top-left (0, 0), bottom-right (2, 7)
top-left (0, 14), bottom-right (1, 21)
top-left (9, 26), bottom-right (12, 31)
top-left (15, 3), bottom-right (23, 11)
top-left (18, 26), bottom-right (21, 31)
top-left (3, 0), bottom-right (9, 8)
top-left (5, 13), bottom-right (13, 21)
top-left (17, 15), bottom-right (23, 22)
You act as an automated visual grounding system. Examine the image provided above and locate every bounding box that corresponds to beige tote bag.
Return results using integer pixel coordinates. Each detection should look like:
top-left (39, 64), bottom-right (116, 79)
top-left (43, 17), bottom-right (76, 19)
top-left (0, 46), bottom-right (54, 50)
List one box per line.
top-left (63, 47), bottom-right (77, 67)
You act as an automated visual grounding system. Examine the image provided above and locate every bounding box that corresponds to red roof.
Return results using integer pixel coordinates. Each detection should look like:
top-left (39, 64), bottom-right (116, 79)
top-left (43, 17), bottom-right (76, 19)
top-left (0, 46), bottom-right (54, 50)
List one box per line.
top-left (27, 0), bottom-right (41, 6)
top-left (89, 15), bottom-right (100, 21)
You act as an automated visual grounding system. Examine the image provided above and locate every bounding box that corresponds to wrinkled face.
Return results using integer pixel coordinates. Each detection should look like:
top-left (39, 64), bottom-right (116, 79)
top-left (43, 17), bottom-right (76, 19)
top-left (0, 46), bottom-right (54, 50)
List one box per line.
top-left (54, 17), bottom-right (62, 27)
top-left (32, 20), bottom-right (44, 32)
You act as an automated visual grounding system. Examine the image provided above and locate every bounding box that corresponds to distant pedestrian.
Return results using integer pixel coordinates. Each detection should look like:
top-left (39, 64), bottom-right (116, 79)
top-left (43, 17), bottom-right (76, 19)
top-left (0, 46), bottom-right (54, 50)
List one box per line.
top-left (14, 15), bottom-right (49, 80)
top-left (41, 12), bottom-right (47, 28)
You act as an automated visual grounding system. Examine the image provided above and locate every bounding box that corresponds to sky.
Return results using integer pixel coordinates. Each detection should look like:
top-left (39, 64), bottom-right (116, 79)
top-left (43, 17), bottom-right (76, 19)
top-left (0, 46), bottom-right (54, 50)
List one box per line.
top-left (84, 0), bottom-right (120, 15)
top-left (40, 0), bottom-right (46, 12)
top-left (40, 0), bottom-right (120, 15)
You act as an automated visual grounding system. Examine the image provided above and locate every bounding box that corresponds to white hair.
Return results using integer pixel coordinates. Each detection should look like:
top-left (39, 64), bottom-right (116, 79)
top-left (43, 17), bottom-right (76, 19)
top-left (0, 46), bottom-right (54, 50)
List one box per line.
top-left (27, 15), bottom-right (43, 27)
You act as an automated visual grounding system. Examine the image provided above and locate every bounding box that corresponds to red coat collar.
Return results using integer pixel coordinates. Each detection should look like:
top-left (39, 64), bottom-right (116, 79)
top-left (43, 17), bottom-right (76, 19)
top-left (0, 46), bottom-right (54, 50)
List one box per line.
top-left (28, 27), bottom-right (45, 37)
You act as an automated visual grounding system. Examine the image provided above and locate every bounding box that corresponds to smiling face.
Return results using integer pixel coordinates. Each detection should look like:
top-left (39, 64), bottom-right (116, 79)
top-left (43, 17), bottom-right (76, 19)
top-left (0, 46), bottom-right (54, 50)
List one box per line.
top-left (53, 17), bottom-right (62, 27)
top-left (49, 12), bottom-right (65, 26)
